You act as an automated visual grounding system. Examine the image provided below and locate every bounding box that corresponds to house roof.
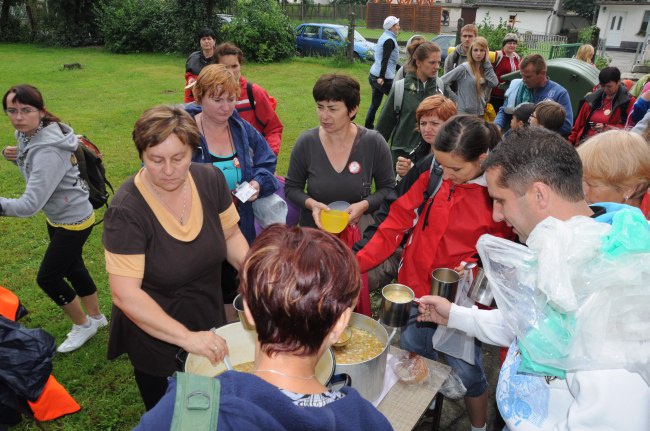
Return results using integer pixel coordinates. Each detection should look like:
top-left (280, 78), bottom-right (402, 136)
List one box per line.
top-left (598, 1), bottom-right (650, 5)
top-left (476, 0), bottom-right (556, 10)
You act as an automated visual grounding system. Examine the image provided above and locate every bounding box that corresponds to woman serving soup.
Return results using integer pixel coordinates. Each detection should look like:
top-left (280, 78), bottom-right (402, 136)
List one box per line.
top-left (134, 225), bottom-right (392, 430)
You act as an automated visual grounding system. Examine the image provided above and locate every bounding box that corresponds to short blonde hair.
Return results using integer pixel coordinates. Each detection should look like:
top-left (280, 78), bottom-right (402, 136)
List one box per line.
top-left (192, 64), bottom-right (241, 104)
top-left (577, 130), bottom-right (650, 200)
top-left (576, 44), bottom-right (595, 63)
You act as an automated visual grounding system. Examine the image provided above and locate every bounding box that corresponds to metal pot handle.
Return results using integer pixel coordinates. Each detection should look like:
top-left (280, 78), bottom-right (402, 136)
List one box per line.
top-left (328, 373), bottom-right (352, 391)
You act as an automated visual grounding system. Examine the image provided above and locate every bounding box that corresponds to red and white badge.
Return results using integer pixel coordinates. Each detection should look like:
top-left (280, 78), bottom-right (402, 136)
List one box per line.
top-left (348, 161), bottom-right (361, 174)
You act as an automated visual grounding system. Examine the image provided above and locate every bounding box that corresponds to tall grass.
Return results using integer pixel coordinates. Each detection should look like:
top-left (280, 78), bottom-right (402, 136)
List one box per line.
top-left (0, 43), bottom-right (375, 430)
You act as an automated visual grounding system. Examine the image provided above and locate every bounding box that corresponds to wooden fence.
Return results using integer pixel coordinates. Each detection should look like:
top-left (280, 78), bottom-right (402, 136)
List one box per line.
top-left (283, 4), bottom-right (366, 22)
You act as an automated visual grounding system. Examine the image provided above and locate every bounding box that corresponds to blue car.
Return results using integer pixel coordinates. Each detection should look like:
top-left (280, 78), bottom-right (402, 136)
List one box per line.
top-left (431, 34), bottom-right (456, 64)
top-left (295, 23), bottom-right (375, 61)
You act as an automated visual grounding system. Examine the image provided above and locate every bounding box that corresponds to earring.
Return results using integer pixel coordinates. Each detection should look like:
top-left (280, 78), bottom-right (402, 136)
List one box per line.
top-left (624, 196), bottom-right (630, 202)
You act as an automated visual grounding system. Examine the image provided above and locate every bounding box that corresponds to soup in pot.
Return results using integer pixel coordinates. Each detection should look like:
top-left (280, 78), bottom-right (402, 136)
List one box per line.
top-left (215, 361), bottom-right (255, 376)
top-left (333, 327), bottom-right (384, 364)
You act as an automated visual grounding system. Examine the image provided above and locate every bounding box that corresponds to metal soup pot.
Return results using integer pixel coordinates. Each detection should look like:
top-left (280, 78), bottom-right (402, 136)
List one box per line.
top-left (185, 322), bottom-right (335, 386)
top-left (334, 312), bottom-right (389, 402)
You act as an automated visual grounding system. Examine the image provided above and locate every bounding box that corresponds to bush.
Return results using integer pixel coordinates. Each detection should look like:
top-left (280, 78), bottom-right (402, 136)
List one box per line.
top-left (477, 13), bottom-right (528, 57)
top-left (37, 0), bottom-right (102, 46)
top-left (578, 25), bottom-right (597, 44)
top-left (96, 0), bottom-right (227, 54)
top-left (221, 0), bottom-right (295, 63)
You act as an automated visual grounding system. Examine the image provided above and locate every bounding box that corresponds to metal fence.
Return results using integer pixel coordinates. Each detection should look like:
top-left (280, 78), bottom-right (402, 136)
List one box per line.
top-left (283, 4), bottom-right (366, 22)
top-left (518, 33), bottom-right (567, 58)
top-left (549, 43), bottom-right (582, 59)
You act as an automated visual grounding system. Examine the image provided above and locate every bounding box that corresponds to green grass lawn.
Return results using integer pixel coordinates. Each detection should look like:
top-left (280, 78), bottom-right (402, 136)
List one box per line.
top-left (0, 43), bottom-right (379, 430)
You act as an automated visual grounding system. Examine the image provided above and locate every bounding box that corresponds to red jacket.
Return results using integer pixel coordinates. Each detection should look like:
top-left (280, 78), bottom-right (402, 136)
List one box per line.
top-left (236, 76), bottom-right (283, 156)
top-left (568, 86), bottom-right (635, 146)
top-left (357, 171), bottom-right (512, 297)
top-left (491, 50), bottom-right (521, 98)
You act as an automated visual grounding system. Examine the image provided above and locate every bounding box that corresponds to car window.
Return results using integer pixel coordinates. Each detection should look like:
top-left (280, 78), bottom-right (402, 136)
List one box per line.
top-left (436, 37), bottom-right (451, 50)
top-left (302, 25), bottom-right (321, 39)
top-left (323, 27), bottom-right (342, 42)
top-left (354, 30), bottom-right (366, 43)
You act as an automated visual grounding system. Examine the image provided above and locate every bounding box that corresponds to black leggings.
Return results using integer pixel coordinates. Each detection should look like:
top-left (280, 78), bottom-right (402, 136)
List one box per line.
top-left (134, 369), bottom-right (170, 411)
top-left (37, 223), bottom-right (97, 306)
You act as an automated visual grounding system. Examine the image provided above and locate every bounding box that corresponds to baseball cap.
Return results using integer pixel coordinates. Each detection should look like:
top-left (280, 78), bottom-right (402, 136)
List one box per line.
top-left (383, 16), bottom-right (400, 31)
top-left (508, 102), bottom-right (535, 121)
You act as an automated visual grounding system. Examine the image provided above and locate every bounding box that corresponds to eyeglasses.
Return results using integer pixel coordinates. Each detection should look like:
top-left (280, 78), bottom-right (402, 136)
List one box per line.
top-left (5, 108), bottom-right (40, 116)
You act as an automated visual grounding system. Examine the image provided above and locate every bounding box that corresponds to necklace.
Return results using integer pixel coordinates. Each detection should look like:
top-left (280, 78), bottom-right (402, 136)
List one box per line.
top-left (253, 369), bottom-right (316, 381)
top-left (147, 173), bottom-right (188, 225)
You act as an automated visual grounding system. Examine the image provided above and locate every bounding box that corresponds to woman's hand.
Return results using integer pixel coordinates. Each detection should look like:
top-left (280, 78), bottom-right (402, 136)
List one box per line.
top-left (181, 330), bottom-right (230, 366)
top-left (306, 199), bottom-right (329, 229)
top-left (395, 156), bottom-right (413, 177)
top-left (417, 295), bottom-right (452, 325)
top-left (347, 200), bottom-right (369, 225)
top-left (2, 146), bottom-right (17, 162)
top-left (248, 180), bottom-right (260, 202)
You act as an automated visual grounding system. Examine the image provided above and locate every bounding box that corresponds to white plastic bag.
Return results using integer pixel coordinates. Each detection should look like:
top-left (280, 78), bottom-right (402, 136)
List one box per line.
top-left (252, 193), bottom-right (288, 227)
top-left (477, 214), bottom-right (650, 384)
top-left (430, 269), bottom-right (476, 364)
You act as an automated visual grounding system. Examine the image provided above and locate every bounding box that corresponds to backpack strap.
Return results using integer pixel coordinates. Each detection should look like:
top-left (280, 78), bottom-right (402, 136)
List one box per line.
top-left (246, 81), bottom-right (267, 128)
top-left (452, 49), bottom-right (460, 68)
top-left (171, 372), bottom-right (220, 431)
top-left (390, 79), bottom-right (406, 144)
top-left (424, 158), bottom-right (443, 203)
top-left (436, 77), bottom-right (444, 95)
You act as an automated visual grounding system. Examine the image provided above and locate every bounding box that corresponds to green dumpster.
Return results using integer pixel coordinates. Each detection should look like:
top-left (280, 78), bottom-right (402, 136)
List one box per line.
top-left (500, 58), bottom-right (600, 117)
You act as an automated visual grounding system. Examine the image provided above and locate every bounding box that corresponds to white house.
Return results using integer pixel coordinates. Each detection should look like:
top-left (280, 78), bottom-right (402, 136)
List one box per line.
top-left (474, 0), bottom-right (588, 35)
top-left (596, 1), bottom-right (650, 49)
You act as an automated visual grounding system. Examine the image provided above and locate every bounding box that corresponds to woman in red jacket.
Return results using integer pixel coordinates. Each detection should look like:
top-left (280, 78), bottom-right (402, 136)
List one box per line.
top-left (356, 115), bottom-right (512, 431)
top-left (568, 67), bottom-right (635, 146)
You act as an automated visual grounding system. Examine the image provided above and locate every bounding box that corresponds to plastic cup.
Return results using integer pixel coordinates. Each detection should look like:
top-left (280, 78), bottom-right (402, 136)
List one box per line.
top-left (321, 209), bottom-right (349, 234)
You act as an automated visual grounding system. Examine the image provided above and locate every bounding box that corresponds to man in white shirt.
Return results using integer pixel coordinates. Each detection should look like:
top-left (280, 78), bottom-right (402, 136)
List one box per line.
top-left (417, 127), bottom-right (650, 430)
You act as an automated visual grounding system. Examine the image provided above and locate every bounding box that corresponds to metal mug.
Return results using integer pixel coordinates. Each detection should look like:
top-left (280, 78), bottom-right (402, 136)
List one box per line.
top-left (232, 294), bottom-right (254, 331)
top-left (380, 284), bottom-right (414, 327)
top-left (467, 268), bottom-right (496, 307)
top-left (430, 268), bottom-right (459, 302)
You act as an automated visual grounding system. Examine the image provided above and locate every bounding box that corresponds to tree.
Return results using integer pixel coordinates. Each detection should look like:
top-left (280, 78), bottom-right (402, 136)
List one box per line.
top-left (562, 0), bottom-right (597, 21)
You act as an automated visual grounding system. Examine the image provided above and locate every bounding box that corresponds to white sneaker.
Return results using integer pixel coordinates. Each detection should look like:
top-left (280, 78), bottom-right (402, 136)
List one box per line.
top-left (90, 314), bottom-right (108, 329)
top-left (57, 317), bottom-right (99, 353)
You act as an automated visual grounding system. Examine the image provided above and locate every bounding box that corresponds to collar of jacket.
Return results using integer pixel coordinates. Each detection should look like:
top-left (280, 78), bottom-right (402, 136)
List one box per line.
top-left (584, 85), bottom-right (630, 109)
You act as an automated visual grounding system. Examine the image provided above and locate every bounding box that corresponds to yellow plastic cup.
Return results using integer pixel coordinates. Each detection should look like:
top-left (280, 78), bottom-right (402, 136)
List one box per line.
top-left (321, 209), bottom-right (349, 234)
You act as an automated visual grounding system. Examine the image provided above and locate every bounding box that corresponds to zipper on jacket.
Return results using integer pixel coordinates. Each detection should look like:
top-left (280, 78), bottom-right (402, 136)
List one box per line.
top-left (447, 184), bottom-right (456, 201)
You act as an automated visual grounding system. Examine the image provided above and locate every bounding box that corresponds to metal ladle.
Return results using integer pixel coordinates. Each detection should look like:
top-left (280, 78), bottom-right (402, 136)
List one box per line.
top-left (333, 326), bottom-right (352, 348)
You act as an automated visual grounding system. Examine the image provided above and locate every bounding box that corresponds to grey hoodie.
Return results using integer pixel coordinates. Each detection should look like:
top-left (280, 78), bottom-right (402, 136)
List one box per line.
top-left (0, 122), bottom-right (93, 224)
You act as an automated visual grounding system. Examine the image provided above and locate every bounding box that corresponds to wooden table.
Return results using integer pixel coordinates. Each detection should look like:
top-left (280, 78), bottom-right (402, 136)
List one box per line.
top-left (377, 346), bottom-right (452, 431)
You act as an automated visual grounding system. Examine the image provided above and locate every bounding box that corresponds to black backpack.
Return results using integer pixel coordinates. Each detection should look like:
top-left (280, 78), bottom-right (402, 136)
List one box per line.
top-left (74, 135), bottom-right (113, 211)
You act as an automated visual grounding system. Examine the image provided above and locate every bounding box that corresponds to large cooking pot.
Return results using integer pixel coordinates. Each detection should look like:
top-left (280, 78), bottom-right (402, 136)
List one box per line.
top-left (185, 322), bottom-right (335, 385)
top-left (334, 312), bottom-right (389, 402)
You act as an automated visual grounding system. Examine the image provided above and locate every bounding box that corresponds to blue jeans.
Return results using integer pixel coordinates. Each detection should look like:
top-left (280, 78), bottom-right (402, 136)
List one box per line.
top-left (399, 305), bottom-right (488, 397)
top-left (364, 74), bottom-right (393, 129)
